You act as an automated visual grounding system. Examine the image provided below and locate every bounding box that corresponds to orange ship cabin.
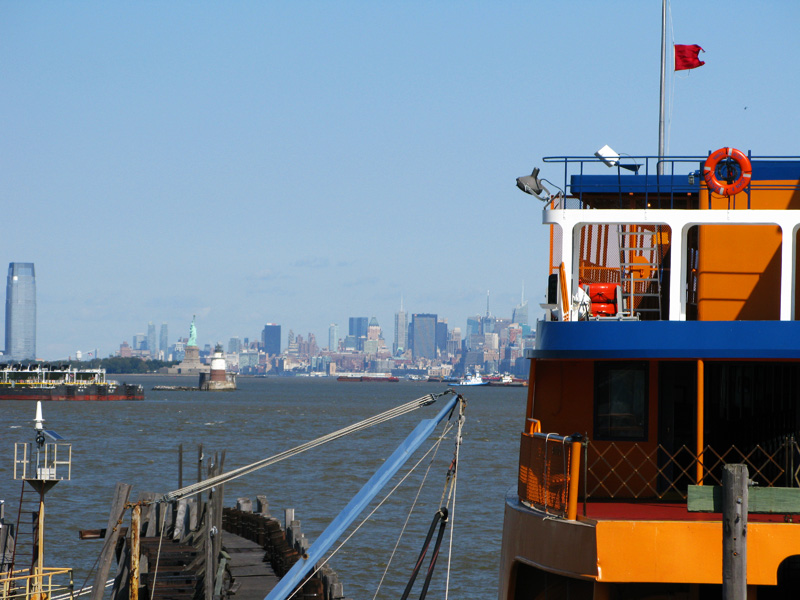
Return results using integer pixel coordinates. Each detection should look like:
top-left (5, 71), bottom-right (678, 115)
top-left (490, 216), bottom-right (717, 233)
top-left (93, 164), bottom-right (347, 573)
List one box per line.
top-left (500, 153), bottom-right (800, 600)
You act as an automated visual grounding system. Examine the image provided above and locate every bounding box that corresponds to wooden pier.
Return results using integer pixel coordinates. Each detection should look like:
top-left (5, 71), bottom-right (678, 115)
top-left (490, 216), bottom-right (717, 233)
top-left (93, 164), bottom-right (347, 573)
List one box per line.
top-left (76, 490), bottom-right (350, 600)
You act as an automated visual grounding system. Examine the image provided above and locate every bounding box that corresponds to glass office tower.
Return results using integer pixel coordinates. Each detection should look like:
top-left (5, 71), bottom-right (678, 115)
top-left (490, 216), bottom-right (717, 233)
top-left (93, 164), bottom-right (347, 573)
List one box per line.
top-left (5, 262), bottom-right (36, 361)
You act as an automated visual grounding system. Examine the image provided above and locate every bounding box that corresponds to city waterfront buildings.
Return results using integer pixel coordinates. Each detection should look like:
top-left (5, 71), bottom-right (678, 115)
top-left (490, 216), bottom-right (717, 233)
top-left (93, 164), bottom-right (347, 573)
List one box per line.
top-left (5, 262), bottom-right (36, 361)
top-left (112, 300), bottom-right (536, 379)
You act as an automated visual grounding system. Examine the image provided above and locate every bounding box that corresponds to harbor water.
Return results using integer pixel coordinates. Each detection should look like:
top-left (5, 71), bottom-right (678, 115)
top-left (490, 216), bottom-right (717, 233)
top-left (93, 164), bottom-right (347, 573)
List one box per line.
top-left (0, 376), bottom-right (525, 599)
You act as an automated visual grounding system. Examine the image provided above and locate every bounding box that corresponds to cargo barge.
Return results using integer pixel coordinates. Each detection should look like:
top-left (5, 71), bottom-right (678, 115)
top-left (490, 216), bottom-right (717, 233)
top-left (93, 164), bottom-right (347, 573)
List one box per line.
top-left (0, 364), bottom-right (144, 400)
top-left (337, 374), bottom-right (399, 382)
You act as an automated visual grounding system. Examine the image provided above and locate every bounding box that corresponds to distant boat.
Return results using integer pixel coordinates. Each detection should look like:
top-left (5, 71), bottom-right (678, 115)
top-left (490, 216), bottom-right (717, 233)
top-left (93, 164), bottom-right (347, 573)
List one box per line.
top-left (454, 373), bottom-right (489, 386)
top-left (487, 374), bottom-right (527, 387)
top-left (337, 375), bottom-right (399, 382)
top-left (0, 363), bottom-right (144, 401)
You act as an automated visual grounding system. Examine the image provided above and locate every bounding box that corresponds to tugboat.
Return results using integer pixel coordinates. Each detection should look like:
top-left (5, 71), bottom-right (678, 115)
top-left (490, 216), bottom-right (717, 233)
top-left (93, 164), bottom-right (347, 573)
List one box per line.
top-left (498, 149), bottom-right (800, 598)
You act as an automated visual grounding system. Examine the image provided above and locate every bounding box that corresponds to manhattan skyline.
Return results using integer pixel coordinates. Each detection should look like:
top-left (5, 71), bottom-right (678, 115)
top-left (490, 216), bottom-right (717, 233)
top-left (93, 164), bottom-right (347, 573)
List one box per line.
top-left (3, 2), bottom-right (798, 360)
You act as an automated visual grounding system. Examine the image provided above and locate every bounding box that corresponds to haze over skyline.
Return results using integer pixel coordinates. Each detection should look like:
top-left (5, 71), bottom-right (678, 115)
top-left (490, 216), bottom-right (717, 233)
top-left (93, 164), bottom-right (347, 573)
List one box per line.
top-left (3, 2), bottom-right (799, 360)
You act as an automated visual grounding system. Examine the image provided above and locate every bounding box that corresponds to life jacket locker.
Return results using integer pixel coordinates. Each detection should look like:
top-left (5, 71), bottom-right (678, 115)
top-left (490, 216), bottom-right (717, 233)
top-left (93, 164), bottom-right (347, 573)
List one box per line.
top-left (591, 302), bottom-right (616, 317)
top-left (586, 283), bottom-right (616, 303)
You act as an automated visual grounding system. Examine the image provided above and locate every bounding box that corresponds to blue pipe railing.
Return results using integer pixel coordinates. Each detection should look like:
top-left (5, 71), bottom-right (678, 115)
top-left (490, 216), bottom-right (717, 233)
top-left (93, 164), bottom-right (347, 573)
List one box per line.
top-left (540, 154), bottom-right (800, 210)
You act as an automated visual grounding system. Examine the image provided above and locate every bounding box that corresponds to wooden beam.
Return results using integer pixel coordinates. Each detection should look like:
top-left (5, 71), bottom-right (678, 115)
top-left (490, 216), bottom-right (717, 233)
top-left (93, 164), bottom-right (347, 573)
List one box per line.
top-left (91, 482), bottom-right (132, 600)
top-left (688, 484), bottom-right (800, 514)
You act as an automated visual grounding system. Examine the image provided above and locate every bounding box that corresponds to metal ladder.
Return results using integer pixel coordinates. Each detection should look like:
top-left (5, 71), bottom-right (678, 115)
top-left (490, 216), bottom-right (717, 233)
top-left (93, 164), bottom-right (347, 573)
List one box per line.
top-left (619, 225), bottom-right (663, 318)
top-left (7, 480), bottom-right (40, 575)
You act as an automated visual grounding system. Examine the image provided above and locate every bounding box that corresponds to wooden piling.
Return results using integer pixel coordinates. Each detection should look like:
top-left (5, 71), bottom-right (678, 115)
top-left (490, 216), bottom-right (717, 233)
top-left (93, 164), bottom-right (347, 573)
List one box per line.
top-left (178, 443), bottom-right (183, 489)
top-left (722, 464), bottom-right (748, 600)
top-left (91, 482), bottom-right (131, 600)
top-left (130, 503), bottom-right (141, 600)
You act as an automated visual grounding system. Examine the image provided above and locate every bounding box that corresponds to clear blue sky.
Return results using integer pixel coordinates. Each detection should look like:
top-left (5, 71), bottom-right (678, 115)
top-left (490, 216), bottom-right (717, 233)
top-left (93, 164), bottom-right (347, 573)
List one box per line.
top-left (2, 1), bottom-right (799, 360)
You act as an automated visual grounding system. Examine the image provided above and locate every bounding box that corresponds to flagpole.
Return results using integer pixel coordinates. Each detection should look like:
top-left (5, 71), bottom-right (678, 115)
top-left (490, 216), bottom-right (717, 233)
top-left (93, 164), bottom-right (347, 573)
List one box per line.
top-left (658, 0), bottom-right (667, 175)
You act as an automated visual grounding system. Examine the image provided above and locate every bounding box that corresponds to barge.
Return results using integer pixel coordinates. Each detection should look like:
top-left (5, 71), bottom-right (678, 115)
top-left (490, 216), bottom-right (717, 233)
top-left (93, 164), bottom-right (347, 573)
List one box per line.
top-left (0, 364), bottom-right (144, 401)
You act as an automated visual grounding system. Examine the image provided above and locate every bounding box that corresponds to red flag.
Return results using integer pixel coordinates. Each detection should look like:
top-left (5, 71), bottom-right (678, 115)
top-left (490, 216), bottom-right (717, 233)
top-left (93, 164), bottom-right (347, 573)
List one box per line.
top-left (675, 44), bottom-right (705, 71)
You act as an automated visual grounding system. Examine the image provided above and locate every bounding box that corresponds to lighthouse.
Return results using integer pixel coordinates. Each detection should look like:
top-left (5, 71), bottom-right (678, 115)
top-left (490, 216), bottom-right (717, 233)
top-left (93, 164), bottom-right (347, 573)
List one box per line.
top-left (200, 344), bottom-right (237, 391)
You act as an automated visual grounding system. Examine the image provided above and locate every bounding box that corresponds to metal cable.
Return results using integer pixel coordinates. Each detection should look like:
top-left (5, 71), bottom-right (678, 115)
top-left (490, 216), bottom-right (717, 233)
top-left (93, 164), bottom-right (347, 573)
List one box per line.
top-left (160, 391), bottom-right (452, 503)
top-left (371, 421), bottom-right (450, 600)
top-left (149, 510), bottom-right (168, 600)
top-left (443, 398), bottom-right (465, 600)
top-left (289, 420), bottom-right (456, 600)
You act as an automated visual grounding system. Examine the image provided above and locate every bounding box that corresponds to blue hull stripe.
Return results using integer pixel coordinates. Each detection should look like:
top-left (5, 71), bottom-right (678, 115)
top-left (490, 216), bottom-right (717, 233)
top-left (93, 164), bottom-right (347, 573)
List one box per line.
top-left (530, 320), bottom-right (800, 360)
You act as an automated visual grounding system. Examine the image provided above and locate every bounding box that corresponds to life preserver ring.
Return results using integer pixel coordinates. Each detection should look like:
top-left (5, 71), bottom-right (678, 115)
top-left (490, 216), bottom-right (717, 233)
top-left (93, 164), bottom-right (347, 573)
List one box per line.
top-left (703, 147), bottom-right (752, 196)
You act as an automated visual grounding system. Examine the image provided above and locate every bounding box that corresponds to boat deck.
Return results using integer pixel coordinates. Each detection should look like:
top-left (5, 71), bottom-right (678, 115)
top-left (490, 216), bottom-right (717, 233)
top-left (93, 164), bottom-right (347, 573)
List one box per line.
top-left (579, 501), bottom-right (790, 523)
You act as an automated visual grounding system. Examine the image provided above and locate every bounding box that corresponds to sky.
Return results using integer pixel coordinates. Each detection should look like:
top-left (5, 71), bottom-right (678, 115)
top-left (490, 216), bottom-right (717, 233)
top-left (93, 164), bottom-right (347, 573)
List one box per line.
top-left (2, 1), bottom-right (800, 360)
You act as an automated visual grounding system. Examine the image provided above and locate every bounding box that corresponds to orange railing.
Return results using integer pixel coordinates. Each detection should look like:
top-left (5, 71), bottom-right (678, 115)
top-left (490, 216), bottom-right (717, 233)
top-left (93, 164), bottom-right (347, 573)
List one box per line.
top-left (0, 567), bottom-right (74, 600)
top-left (518, 419), bottom-right (582, 519)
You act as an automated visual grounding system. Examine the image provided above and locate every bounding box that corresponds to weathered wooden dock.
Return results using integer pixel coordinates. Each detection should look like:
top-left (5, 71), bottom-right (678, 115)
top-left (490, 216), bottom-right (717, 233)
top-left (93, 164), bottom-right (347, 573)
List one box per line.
top-left (76, 488), bottom-right (350, 600)
top-left (221, 532), bottom-right (278, 599)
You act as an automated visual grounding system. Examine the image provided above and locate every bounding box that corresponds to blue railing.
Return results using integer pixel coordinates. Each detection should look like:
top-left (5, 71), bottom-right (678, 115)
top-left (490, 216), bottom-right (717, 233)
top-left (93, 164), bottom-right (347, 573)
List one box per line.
top-left (540, 154), bottom-right (800, 210)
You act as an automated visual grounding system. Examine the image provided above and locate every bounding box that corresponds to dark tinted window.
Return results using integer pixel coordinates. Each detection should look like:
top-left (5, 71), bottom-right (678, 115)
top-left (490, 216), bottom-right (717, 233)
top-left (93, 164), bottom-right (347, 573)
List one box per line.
top-left (594, 361), bottom-right (648, 440)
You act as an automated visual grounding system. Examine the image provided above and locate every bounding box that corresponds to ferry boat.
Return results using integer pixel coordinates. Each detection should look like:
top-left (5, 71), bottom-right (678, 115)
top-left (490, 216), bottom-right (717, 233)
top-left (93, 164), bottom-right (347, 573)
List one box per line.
top-left (0, 364), bottom-right (144, 401)
top-left (454, 373), bottom-right (489, 386)
top-left (499, 150), bottom-right (800, 598)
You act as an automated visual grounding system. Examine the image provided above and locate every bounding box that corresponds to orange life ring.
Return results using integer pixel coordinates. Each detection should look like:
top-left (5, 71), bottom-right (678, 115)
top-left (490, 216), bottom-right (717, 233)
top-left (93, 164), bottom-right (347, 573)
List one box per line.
top-left (703, 147), bottom-right (752, 196)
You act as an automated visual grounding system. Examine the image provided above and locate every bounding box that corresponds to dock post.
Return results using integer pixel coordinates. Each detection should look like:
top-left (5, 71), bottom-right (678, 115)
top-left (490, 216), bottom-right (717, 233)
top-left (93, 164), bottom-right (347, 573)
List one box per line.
top-left (722, 464), bottom-right (748, 600)
top-left (130, 503), bottom-right (141, 600)
top-left (91, 482), bottom-right (131, 600)
top-left (178, 443), bottom-right (183, 489)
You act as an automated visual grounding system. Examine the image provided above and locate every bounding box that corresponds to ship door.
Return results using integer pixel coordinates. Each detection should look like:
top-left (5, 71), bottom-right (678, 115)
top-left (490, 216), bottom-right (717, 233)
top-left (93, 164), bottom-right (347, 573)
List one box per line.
top-left (657, 362), bottom-right (696, 495)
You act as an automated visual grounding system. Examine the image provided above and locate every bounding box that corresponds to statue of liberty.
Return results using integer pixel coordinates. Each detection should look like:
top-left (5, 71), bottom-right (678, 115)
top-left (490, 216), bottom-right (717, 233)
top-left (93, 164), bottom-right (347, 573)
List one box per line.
top-left (188, 315), bottom-right (197, 347)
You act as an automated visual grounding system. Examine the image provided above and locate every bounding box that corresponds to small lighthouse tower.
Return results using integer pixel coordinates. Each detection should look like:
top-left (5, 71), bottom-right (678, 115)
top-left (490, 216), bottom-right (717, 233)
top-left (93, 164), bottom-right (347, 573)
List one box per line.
top-left (200, 344), bottom-right (237, 391)
top-left (7, 401), bottom-right (71, 594)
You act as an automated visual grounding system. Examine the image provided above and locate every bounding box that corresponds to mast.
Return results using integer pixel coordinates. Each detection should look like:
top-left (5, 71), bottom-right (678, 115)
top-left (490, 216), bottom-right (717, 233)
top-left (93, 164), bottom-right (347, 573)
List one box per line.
top-left (658, 0), bottom-right (667, 175)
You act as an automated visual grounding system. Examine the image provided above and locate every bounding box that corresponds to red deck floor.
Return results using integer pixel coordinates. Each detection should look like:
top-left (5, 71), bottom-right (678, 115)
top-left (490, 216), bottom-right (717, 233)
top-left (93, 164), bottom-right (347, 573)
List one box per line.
top-left (580, 501), bottom-right (791, 523)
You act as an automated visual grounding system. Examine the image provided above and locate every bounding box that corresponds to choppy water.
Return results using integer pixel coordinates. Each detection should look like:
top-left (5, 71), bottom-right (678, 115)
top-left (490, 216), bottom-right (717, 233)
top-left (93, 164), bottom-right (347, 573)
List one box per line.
top-left (0, 376), bottom-right (525, 599)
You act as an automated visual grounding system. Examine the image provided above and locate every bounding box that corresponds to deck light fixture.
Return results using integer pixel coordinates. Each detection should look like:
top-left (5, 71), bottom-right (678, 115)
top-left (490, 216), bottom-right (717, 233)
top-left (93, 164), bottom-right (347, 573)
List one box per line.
top-left (516, 167), bottom-right (551, 201)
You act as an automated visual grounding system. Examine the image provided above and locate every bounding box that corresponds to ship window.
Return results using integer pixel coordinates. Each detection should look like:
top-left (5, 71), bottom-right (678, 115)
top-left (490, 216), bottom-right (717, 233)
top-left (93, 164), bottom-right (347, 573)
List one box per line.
top-left (594, 361), bottom-right (648, 441)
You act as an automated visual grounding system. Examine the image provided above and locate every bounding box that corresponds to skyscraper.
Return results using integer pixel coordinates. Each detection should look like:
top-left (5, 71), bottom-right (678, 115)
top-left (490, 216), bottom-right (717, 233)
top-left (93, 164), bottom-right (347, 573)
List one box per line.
top-left (436, 318), bottom-right (448, 355)
top-left (394, 299), bottom-right (408, 356)
top-left (328, 323), bottom-right (339, 352)
top-left (411, 313), bottom-right (437, 360)
top-left (160, 323), bottom-right (169, 357)
top-left (349, 317), bottom-right (368, 351)
top-left (262, 323), bottom-right (281, 356)
top-left (5, 262), bottom-right (36, 361)
top-left (147, 322), bottom-right (156, 357)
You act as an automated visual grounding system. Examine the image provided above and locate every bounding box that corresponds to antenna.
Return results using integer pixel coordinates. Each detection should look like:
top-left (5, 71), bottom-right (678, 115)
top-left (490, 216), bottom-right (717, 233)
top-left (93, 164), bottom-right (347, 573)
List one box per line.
top-left (486, 290), bottom-right (490, 318)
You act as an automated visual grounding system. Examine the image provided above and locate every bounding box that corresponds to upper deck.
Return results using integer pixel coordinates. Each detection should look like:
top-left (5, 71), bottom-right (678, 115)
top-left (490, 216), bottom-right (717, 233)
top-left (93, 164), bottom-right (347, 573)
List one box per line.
top-left (525, 152), bottom-right (800, 360)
